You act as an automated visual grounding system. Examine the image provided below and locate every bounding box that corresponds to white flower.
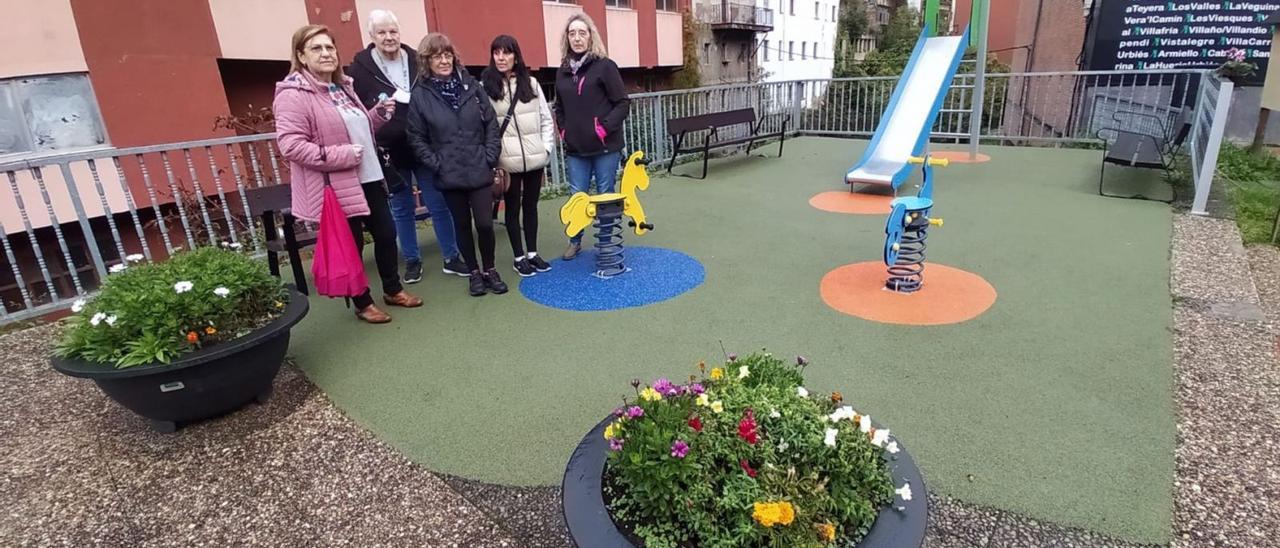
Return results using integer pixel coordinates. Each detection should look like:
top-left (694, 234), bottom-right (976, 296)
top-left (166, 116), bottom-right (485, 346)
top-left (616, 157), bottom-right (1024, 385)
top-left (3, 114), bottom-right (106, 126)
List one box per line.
top-left (828, 405), bottom-right (855, 422)
top-left (228, 242), bottom-right (242, 249)
top-left (125, 253), bottom-right (144, 262)
top-left (824, 428), bottom-right (839, 447)
top-left (797, 386), bottom-right (809, 398)
top-left (777, 440), bottom-right (789, 451)
top-left (886, 441), bottom-right (900, 454)
top-left (90, 312), bottom-right (106, 326)
top-left (109, 264), bottom-right (127, 273)
top-left (769, 408), bottom-right (780, 419)
top-left (871, 428), bottom-right (891, 447)
top-left (71, 299), bottom-right (86, 313)
top-left (219, 241), bottom-right (229, 247)
top-left (105, 314), bottom-right (118, 326)
top-left (859, 415), bottom-right (872, 433)
top-left (213, 287), bottom-right (231, 298)
top-left (738, 365), bottom-right (750, 379)
top-left (174, 281), bottom-right (194, 294)
top-left (895, 483), bottom-right (913, 501)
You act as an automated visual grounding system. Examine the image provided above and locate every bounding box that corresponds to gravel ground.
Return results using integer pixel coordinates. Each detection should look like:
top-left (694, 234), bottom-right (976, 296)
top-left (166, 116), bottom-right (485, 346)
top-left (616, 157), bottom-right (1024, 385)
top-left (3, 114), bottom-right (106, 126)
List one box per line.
top-left (0, 325), bottom-right (514, 548)
top-left (1169, 215), bottom-right (1280, 548)
top-left (4, 213), bottom-right (1279, 547)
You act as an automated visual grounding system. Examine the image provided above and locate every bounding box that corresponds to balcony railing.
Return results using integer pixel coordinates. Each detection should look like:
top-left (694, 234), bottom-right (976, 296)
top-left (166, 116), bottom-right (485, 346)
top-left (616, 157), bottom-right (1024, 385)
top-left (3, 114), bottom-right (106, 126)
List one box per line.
top-left (696, 2), bottom-right (774, 31)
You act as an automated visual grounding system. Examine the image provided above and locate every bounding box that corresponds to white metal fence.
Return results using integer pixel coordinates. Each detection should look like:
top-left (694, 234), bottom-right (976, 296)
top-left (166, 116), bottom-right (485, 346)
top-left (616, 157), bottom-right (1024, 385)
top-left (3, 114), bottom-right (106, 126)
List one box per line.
top-left (0, 70), bottom-right (1233, 322)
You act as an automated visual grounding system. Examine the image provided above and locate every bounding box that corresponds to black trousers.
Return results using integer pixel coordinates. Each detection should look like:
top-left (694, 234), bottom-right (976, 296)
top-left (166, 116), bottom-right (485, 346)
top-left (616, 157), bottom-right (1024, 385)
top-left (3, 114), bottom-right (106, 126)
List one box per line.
top-left (348, 181), bottom-right (402, 309)
top-left (502, 168), bottom-right (544, 257)
top-left (442, 187), bottom-right (496, 272)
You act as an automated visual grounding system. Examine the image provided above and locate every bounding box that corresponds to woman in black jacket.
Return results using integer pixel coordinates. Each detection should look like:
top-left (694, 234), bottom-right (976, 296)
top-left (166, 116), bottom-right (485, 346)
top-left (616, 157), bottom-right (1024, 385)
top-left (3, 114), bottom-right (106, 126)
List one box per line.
top-left (553, 12), bottom-right (630, 261)
top-left (406, 33), bottom-right (506, 297)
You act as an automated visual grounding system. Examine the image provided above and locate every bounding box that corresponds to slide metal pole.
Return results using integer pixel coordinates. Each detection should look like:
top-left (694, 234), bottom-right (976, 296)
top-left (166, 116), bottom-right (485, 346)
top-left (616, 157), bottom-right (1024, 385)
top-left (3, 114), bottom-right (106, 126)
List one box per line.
top-left (969, 0), bottom-right (990, 160)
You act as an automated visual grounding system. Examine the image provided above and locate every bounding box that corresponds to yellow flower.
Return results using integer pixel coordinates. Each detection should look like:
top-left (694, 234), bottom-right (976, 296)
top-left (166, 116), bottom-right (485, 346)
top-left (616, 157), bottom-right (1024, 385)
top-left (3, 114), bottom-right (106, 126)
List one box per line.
top-left (204, 326), bottom-right (217, 335)
top-left (709, 367), bottom-right (724, 380)
top-left (751, 501), bottom-right (796, 527)
top-left (603, 421), bottom-right (623, 440)
top-left (816, 522), bottom-right (835, 542)
top-left (640, 387), bottom-right (662, 401)
top-left (696, 394), bottom-right (710, 407)
top-left (710, 400), bottom-right (724, 414)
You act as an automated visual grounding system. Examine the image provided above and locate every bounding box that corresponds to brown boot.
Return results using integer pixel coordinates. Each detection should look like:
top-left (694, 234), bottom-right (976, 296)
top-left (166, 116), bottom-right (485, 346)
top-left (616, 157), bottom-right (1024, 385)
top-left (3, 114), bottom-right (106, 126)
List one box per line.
top-left (383, 290), bottom-right (423, 308)
top-left (356, 304), bottom-right (392, 324)
top-left (562, 242), bottom-right (582, 260)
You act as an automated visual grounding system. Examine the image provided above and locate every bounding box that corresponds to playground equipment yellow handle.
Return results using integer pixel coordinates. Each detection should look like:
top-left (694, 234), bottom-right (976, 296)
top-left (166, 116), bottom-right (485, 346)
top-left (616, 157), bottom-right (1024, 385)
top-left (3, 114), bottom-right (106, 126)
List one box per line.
top-left (908, 156), bottom-right (950, 167)
top-left (929, 218), bottom-right (944, 227)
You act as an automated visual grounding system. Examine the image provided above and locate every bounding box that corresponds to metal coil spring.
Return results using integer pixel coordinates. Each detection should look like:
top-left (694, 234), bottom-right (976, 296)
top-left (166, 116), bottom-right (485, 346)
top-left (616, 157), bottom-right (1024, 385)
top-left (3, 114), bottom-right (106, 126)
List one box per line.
top-left (593, 201), bottom-right (627, 278)
top-left (886, 216), bottom-right (929, 293)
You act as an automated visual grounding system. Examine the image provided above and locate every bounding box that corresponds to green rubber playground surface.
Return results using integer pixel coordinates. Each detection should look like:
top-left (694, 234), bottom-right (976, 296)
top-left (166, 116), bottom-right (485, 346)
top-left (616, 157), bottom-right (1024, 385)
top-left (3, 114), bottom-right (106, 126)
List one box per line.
top-left (289, 137), bottom-right (1174, 543)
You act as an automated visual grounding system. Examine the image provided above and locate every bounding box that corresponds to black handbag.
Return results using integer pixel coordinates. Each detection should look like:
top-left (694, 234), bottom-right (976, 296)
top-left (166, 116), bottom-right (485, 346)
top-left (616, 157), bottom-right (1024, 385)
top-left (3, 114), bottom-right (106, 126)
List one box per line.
top-left (378, 146), bottom-right (408, 194)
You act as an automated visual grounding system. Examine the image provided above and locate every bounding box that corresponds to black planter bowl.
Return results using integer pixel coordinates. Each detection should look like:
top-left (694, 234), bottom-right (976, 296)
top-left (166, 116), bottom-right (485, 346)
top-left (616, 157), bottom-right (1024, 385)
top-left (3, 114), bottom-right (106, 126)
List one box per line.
top-left (51, 289), bottom-right (309, 433)
top-left (562, 416), bottom-right (927, 548)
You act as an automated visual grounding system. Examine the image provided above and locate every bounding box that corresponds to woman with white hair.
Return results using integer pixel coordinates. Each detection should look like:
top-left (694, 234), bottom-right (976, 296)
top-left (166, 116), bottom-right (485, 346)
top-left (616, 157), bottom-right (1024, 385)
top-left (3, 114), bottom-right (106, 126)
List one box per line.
top-left (553, 12), bottom-right (631, 261)
top-left (348, 8), bottom-right (466, 285)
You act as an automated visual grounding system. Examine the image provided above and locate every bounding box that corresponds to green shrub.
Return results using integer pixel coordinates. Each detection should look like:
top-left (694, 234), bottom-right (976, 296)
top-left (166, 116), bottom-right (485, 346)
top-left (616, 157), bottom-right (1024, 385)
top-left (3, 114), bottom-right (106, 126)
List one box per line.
top-left (1216, 143), bottom-right (1280, 244)
top-left (55, 246), bottom-right (288, 368)
top-left (604, 352), bottom-right (899, 547)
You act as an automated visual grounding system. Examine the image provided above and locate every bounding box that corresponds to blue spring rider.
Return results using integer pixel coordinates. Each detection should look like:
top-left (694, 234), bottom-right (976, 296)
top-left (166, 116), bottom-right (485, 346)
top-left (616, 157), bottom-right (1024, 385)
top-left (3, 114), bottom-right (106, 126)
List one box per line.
top-left (883, 155), bottom-right (947, 293)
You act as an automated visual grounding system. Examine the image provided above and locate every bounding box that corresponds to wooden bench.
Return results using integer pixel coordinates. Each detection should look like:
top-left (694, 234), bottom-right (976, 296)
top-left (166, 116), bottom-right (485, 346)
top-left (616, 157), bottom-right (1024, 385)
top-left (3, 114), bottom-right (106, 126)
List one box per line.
top-left (666, 107), bottom-right (790, 179)
top-left (244, 184), bottom-right (316, 295)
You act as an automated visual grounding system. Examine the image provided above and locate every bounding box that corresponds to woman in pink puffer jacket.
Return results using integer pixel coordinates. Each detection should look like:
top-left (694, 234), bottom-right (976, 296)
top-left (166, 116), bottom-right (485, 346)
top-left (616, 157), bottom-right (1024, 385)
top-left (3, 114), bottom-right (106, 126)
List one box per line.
top-left (273, 24), bottom-right (422, 324)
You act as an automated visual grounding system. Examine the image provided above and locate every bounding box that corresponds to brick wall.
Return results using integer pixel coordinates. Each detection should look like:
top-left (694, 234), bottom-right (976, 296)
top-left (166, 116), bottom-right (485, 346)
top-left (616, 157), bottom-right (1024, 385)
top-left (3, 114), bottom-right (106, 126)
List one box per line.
top-left (1001, 0), bottom-right (1087, 139)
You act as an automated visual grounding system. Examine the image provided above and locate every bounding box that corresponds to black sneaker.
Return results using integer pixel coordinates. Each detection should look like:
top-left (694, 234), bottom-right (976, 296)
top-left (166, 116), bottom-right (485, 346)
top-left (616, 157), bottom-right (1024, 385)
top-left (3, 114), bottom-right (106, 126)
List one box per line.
top-left (403, 261), bottom-right (423, 284)
top-left (527, 254), bottom-right (552, 272)
top-left (468, 270), bottom-right (486, 297)
top-left (443, 257), bottom-right (468, 277)
top-left (513, 258), bottom-right (536, 277)
top-left (483, 269), bottom-right (509, 294)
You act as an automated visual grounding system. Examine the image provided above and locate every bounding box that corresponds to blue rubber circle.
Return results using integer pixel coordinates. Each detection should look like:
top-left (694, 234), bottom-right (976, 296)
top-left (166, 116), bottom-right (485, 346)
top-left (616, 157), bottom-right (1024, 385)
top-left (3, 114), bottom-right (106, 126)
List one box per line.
top-left (519, 246), bottom-right (705, 311)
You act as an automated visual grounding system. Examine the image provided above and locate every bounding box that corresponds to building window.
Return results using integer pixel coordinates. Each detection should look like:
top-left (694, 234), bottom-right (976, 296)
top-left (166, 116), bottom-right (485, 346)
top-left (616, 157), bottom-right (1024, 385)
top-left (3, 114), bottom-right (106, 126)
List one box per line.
top-left (790, 0), bottom-right (795, 15)
top-left (604, 0), bottom-right (631, 7)
top-left (656, 0), bottom-right (678, 10)
top-left (763, 40), bottom-right (770, 61)
top-left (801, 42), bottom-right (807, 60)
top-left (0, 73), bottom-right (108, 158)
top-left (815, 1), bottom-right (820, 18)
top-left (788, 41), bottom-right (794, 60)
top-left (832, 5), bottom-right (837, 20)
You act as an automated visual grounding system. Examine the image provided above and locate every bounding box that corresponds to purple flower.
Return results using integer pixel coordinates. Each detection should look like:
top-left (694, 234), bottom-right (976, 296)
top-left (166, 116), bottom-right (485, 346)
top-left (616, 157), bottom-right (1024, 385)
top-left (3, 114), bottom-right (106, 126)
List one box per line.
top-left (609, 438), bottom-right (625, 452)
top-left (670, 439), bottom-right (689, 458)
top-left (613, 407), bottom-right (625, 417)
top-left (627, 405), bottom-right (644, 419)
top-left (689, 383), bottom-right (705, 395)
top-left (653, 377), bottom-right (679, 396)
top-left (728, 353), bottom-right (738, 362)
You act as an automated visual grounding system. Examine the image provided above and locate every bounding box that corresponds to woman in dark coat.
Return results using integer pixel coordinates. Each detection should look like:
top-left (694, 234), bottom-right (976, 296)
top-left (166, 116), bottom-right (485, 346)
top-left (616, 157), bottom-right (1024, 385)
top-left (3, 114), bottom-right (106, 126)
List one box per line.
top-left (406, 33), bottom-right (506, 297)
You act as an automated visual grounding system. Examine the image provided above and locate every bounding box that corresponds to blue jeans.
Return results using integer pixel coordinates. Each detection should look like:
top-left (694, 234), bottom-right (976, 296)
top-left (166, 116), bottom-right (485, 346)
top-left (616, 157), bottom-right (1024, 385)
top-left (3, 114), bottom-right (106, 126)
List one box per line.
top-left (389, 166), bottom-right (459, 265)
top-left (566, 151), bottom-right (623, 244)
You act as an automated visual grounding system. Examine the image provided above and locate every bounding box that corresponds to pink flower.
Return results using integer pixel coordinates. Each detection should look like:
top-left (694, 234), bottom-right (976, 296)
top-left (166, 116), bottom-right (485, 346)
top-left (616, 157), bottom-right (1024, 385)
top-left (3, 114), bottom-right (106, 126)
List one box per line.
top-left (738, 408), bottom-right (759, 445)
top-left (609, 438), bottom-right (625, 451)
top-left (671, 440), bottom-right (690, 458)
top-left (626, 405), bottom-right (644, 419)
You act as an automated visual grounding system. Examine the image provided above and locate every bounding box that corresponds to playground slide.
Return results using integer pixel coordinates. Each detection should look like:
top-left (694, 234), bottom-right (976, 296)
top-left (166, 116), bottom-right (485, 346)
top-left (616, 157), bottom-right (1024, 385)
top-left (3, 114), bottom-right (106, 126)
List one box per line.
top-left (845, 28), bottom-right (969, 190)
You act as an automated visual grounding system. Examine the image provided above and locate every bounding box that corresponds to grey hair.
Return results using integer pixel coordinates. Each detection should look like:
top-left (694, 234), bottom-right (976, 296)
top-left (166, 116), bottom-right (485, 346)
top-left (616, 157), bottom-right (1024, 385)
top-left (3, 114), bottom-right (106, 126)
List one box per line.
top-left (366, 9), bottom-right (399, 35)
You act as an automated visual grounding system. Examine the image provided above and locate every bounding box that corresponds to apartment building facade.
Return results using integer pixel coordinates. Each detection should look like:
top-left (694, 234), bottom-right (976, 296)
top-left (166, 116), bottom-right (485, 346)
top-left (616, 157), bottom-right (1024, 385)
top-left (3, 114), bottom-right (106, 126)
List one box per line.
top-left (757, 0), bottom-right (840, 82)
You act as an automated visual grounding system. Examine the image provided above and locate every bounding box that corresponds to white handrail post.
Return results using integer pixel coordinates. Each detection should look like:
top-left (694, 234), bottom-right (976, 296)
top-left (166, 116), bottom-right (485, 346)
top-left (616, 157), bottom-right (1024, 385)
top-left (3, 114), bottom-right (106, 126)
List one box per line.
top-left (969, 0), bottom-right (990, 160)
top-left (1193, 78), bottom-right (1233, 216)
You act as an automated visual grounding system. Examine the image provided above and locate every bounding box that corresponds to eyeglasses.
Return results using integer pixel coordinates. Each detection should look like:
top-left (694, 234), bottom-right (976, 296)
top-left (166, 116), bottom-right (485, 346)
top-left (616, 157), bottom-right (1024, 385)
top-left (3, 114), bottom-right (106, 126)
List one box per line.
top-left (429, 52), bottom-right (455, 62)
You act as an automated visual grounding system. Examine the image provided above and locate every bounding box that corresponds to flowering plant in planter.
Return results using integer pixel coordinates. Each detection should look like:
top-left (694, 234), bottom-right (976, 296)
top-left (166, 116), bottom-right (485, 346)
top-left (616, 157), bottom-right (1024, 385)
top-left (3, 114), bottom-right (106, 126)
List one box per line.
top-left (603, 352), bottom-right (907, 547)
top-left (1216, 48), bottom-right (1257, 84)
top-left (55, 246), bottom-right (288, 368)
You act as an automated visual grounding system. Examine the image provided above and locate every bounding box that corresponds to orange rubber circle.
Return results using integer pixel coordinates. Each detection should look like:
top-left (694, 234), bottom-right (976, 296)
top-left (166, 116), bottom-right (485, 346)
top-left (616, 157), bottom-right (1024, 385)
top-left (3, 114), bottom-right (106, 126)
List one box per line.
top-left (820, 261), bottom-right (997, 325)
top-left (930, 151), bottom-right (991, 163)
top-left (809, 191), bottom-right (894, 215)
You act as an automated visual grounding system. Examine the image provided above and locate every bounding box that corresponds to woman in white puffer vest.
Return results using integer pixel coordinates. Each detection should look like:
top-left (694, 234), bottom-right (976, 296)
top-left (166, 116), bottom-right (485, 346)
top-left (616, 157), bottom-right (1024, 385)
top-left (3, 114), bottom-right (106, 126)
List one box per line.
top-left (481, 35), bottom-right (557, 277)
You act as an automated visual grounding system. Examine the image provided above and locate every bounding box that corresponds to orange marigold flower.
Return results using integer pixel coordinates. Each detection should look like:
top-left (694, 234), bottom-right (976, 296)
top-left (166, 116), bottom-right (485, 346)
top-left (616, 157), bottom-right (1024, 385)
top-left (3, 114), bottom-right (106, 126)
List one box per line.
top-left (817, 522), bottom-right (836, 541)
top-left (698, 360), bottom-right (706, 373)
top-left (205, 326), bottom-right (217, 335)
top-left (186, 331), bottom-right (199, 344)
top-left (831, 391), bottom-right (843, 403)
top-left (751, 501), bottom-right (796, 528)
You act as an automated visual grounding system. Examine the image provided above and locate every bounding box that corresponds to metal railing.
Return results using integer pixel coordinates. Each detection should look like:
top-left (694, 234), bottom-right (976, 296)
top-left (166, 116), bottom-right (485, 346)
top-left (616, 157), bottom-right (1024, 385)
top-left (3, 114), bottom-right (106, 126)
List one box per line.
top-left (695, 2), bottom-right (774, 29)
top-left (0, 69), bottom-right (1233, 323)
